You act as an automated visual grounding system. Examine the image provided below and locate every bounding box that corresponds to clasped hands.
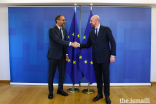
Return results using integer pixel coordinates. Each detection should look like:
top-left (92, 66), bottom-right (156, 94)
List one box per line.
top-left (71, 42), bottom-right (79, 48)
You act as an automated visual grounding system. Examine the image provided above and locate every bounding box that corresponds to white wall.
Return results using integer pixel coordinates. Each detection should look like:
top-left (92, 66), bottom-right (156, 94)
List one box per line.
top-left (0, 1), bottom-right (156, 82)
top-left (0, 0), bottom-right (156, 6)
top-left (151, 7), bottom-right (156, 82)
top-left (0, 0), bottom-right (156, 4)
top-left (0, 7), bottom-right (10, 80)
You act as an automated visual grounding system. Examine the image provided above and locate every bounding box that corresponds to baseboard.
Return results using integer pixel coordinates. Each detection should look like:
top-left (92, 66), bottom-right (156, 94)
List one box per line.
top-left (151, 82), bottom-right (156, 85)
top-left (0, 80), bottom-right (10, 83)
top-left (10, 82), bottom-right (151, 86)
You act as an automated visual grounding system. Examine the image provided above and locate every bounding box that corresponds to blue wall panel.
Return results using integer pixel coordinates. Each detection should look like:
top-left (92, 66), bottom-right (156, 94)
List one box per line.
top-left (9, 7), bottom-right (80, 83)
top-left (9, 6), bottom-right (151, 83)
top-left (80, 7), bottom-right (151, 83)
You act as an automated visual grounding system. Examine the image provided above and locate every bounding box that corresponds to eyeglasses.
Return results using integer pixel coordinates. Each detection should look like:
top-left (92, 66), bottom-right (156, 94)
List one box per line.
top-left (58, 19), bottom-right (66, 21)
top-left (61, 19), bottom-right (66, 21)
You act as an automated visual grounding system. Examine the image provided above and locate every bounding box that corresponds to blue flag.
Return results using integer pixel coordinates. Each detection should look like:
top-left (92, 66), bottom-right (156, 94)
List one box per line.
top-left (79, 10), bottom-right (96, 84)
top-left (66, 11), bottom-right (83, 84)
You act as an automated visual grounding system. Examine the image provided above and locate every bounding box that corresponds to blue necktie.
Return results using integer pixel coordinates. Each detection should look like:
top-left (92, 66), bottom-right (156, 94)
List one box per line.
top-left (95, 28), bottom-right (98, 37)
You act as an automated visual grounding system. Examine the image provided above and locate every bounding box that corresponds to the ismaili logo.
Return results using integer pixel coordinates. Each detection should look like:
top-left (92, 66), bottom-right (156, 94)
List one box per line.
top-left (119, 98), bottom-right (150, 103)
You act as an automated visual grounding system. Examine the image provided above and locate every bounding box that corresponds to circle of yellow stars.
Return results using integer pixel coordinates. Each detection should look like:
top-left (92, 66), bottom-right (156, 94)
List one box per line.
top-left (68, 33), bottom-right (80, 39)
top-left (67, 32), bottom-right (92, 65)
top-left (67, 56), bottom-right (93, 65)
top-left (79, 55), bottom-right (93, 65)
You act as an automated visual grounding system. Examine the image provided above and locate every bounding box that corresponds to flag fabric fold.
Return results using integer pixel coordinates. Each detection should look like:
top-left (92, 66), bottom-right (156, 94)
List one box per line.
top-left (79, 10), bottom-right (96, 84)
top-left (66, 11), bottom-right (83, 84)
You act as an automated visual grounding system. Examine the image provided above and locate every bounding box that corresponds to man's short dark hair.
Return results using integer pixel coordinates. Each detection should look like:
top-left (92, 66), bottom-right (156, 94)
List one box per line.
top-left (55, 15), bottom-right (63, 23)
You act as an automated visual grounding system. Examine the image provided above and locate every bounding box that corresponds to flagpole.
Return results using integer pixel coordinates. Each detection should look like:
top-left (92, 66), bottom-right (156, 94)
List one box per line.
top-left (82, 82), bottom-right (95, 94)
top-left (67, 3), bottom-right (80, 93)
top-left (90, 3), bottom-right (93, 10)
top-left (67, 84), bottom-right (79, 93)
top-left (74, 3), bottom-right (77, 12)
top-left (82, 3), bottom-right (95, 94)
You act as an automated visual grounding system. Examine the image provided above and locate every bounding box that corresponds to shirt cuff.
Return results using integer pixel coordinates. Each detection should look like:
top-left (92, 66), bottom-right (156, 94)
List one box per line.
top-left (66, 54), bottom-right (68, 55)
top-left (111, 55), bottom-right (115, 57)
top-left (69, 42), bottom-right (71, 46)
top-left (78, 43), bottom-right (80, 47)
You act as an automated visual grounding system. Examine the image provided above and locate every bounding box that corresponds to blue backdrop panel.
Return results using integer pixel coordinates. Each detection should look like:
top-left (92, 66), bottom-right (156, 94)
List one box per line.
top-left (9, 7), bottom-right (80, 83)
top-left (80, 6), bottom-right (151, 83)
top-left (9, 6), bottom-right (151, 83)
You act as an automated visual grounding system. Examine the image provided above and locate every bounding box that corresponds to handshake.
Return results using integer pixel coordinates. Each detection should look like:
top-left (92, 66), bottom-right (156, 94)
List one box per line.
top-left (71, 42), bottom-right (80, 48)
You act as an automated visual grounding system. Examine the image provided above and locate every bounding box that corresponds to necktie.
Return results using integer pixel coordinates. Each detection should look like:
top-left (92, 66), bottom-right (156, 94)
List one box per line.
top-left (60, 28), bottom-right (63, 39)
top-left (95, 28), bottom-right (98, 37)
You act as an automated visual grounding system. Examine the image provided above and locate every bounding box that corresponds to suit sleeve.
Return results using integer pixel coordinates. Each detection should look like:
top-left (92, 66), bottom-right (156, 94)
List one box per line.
top-left (80, 33), bottom-right (92, 49)
top-left (106, 27), bottom-right (116, 56)
top-left (49, 28), bottom-right (70, 46)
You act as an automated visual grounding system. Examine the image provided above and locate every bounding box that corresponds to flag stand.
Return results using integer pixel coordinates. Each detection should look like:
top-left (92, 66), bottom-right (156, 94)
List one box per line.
top-left (66, 3), bottom-right (81, 94)
top-left (67, 85), bottom-right (79, 93)
top-left (81, 3), bottom-right (95, 94)
top-left (82, 82), bottom-right (95, 94)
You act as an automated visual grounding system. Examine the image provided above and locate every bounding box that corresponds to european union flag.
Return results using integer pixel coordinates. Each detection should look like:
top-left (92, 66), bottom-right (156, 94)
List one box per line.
top-left (66, 10), bottom-right (83, 84)
top-left (79, 10), bottom-right (96, 84)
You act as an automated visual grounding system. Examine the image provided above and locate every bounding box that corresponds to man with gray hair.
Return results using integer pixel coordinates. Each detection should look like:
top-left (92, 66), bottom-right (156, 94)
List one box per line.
top-left (74, 15), bottom-right (116, 104)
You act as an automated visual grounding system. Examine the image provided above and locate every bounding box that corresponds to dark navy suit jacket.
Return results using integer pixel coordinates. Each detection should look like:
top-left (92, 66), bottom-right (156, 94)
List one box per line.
top-left (47, 25), bottom-right (69, 59)
top-left (80, 25), bottom-right (116, 63)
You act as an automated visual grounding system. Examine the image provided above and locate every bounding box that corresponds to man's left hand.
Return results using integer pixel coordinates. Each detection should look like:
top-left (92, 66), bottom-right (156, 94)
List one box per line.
top-left (110, 56), bottom-right (115, 63)
top-left (66, 55), bottom-right (69, 61)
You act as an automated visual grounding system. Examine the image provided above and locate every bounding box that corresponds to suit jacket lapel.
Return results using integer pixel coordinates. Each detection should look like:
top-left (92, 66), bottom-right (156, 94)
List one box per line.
top-left (95, 25), bottom-right (103, 44)
top-left (92, 28), bottom-right (97, 41)
top-left (54, 25), bottom-right (62, 39)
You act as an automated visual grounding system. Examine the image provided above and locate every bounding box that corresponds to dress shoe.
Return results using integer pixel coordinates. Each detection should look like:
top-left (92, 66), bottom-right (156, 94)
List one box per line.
top-left (93, 95), bottom-right (103, 101)
top-left (48, 92), bottom-right (53, 99)
top-left (57, 90), bottom-right (68, 96)
top-left (105, 97), bottom-right (111, 104)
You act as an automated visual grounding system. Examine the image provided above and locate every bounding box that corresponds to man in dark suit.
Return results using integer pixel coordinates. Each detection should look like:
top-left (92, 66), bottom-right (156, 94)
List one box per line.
top-left (47, 15), bottom-right (76, 99)
top-left (74, 15), bottom-right (116, 104)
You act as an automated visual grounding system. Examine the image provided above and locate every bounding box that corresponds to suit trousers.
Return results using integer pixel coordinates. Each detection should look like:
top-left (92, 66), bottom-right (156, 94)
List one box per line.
top-left (48, 54), bottom-right (66, 93)
top-left (93, 62), bottom-right (110, 97)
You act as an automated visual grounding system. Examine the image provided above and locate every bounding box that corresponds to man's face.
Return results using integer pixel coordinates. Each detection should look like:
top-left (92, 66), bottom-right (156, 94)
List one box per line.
top-left (58, 16), bottom-right (66, 27)
top-left (90, 17), bottom-right (96, 27)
